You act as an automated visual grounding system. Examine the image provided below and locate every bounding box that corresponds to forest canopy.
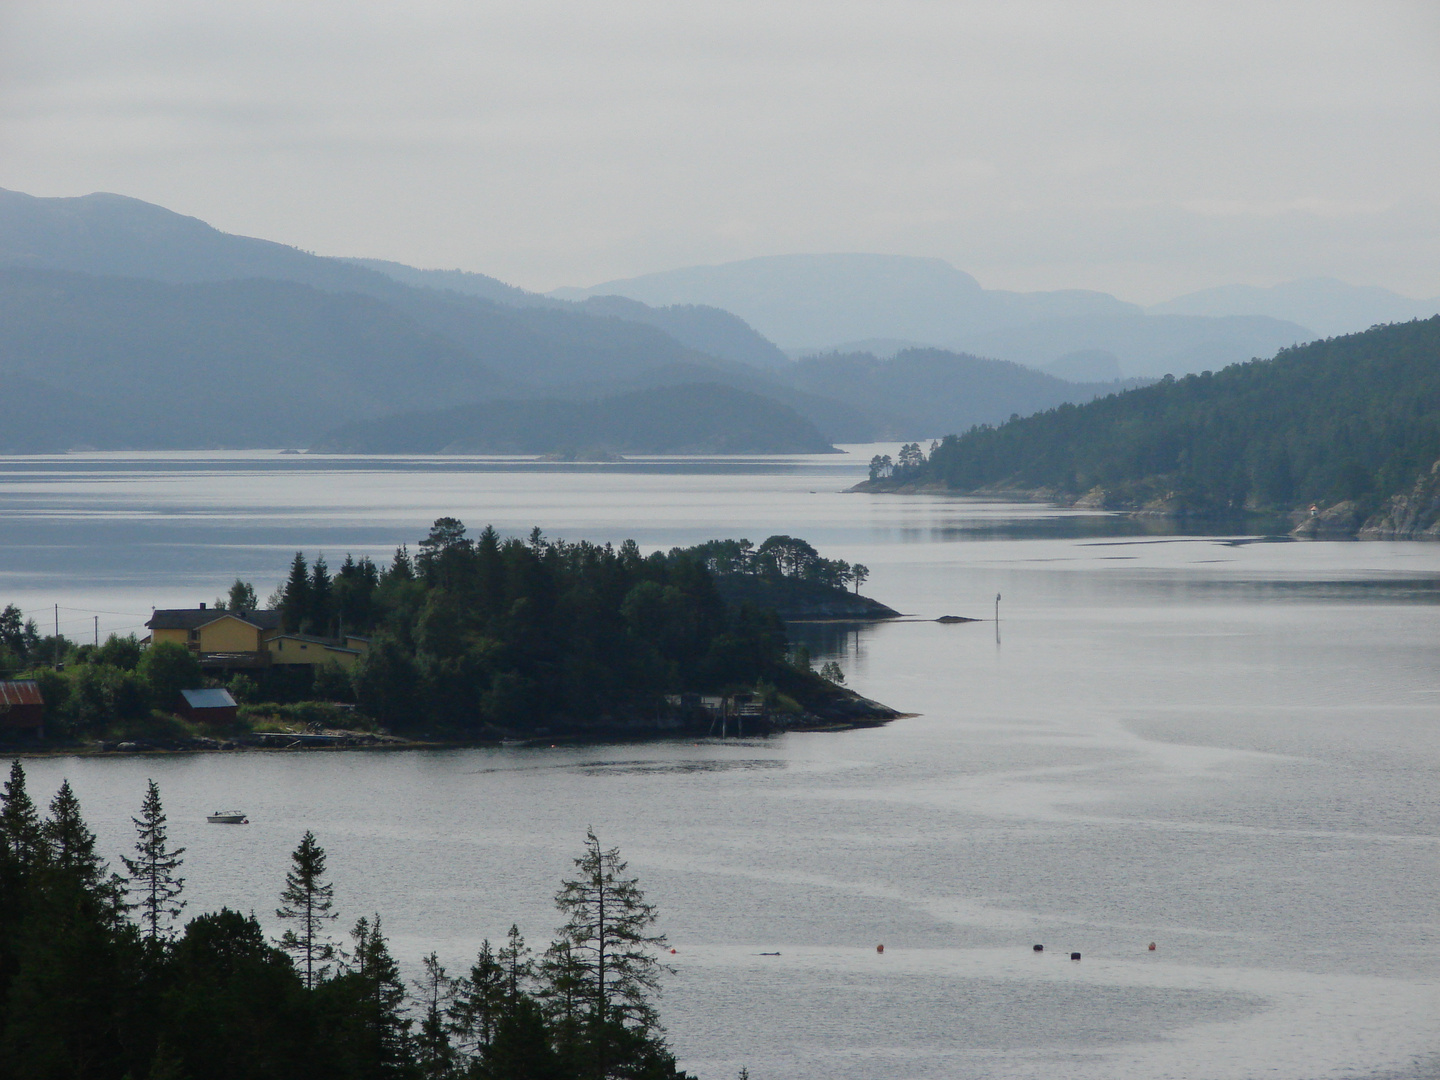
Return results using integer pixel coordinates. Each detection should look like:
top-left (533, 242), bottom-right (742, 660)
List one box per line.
top-left (877, 318), bottom-right (1440, 517)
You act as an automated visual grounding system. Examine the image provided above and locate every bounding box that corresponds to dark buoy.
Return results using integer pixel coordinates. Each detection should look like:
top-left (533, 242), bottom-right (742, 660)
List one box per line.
top-left (876, 944), bottom-right (885, 954)
top-left (1070, 952), bottom-right (1081, 961)
top-left (1033, 944), bottom-right (1043, 952)
top-left (1148, 942), bottom-right (1156, 951)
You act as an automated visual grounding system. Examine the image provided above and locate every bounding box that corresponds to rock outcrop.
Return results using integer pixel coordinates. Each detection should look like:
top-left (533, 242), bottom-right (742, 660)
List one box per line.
top-left (1290, 460), bottom-right (1440, 540)
top-left (1357, 460), bottom-right (1440, 540)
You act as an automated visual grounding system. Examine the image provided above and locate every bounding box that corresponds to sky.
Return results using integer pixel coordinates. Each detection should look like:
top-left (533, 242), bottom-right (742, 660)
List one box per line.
top-left (2, 1), bottom-right (1438, 302)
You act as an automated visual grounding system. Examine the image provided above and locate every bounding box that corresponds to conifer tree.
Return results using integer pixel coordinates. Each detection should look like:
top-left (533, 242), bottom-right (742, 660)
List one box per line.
top-left (276, 829), bottom-right (338, 989)
top-left (310, 555), bottom-right (334, 636)
top-left (499, 923), bottom-right (533, 1005)
top-left (280, 552), bottom-right (311, 633)
top-left (552, 829), bottom-right (671, 1073)
top-left (40, 778), bottom-right (129, 922)
top-left (0, 759), bottom-right (44, 867)
top-left (412, 951), bottom-right (457, 1079)
top-left (348, 913), bottom-right (412, 1072)
top-left (120, 779), bottom-right (186, 940)
top-left (451, 939), bottom-right (508, 1059)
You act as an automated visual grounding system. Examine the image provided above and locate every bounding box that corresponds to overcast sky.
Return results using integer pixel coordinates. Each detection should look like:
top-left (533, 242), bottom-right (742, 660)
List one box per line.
top-left (2, 1), bottom-right (1437, 301)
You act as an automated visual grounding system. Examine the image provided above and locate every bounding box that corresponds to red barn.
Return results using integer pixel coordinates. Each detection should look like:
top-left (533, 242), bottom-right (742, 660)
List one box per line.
top-left (0, 681), bottom-right (45, 739)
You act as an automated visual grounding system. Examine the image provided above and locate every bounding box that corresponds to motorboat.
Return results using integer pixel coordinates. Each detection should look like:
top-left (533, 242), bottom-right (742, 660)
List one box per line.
top-left (207, 810), bottom-right (249, 824)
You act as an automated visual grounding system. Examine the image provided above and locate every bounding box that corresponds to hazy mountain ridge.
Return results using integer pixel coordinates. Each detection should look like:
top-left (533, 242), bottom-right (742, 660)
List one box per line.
top-left (3, 186), bottom-right (1388, 454)
top-left (553, 253), bottom-right (1403, 377)
top-left (791, 348), bottom-right (1151, 437)
top-left (1149, 278), bottom-right (1440, 338)
top-left (312, 383), bottom-right (836, 455)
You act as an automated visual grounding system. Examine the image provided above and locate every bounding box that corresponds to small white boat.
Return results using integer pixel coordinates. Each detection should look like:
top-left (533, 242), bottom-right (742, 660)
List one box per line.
top-left (207, 810), bottom-right (249, 824)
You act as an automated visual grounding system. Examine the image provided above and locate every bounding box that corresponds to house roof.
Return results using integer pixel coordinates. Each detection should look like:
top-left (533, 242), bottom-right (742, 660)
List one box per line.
top-left (146, 608), bottom-right (282, 632)
top-left (179, 688), bottom-right (237, 710)
top-left (269, 634), bottom-right (361, 655)
top-left (0, 681), bottom-right (43, 706)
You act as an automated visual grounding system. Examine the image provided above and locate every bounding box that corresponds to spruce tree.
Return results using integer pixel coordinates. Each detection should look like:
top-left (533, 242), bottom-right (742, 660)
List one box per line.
top-left (552, 829), bottom-right (671, 1074)
top-left (120, 779), bottom-right (186, 940)
top-left (348, 913), bottom-right (412, 1072)
top-left (1, 759), bottom-right (44, 867)
top-left (309, 555), bottom-right (333, 636)
top-left (450, 939), bottom-right (508, 1059)
top-left (280, 552), bottom-right (311, 633)
top-left (412, 951), bottom-right (457, 1079)
top-left (276, 829), bottom-right (338, 989)
top-left (499, 923), bottom-right (533, 1005)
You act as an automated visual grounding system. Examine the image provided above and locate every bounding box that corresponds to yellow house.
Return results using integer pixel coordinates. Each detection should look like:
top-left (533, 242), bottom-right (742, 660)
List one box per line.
top-left (144, 605), bottom-right (369, 670)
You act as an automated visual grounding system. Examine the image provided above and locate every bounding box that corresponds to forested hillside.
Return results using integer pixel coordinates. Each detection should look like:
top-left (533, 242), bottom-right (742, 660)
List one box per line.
top-left (870, 319), bottom-right (1440, 530)
top-left (313, 384), bottom-right (836, 455)
top-left (790, 347), bottom-right (1148, 437)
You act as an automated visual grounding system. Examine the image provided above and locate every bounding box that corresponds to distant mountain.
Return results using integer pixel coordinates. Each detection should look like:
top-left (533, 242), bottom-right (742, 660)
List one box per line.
top-left (789, 348), bottom-right (1149, 438)
top-left (959, 313), bottom-right (1313, 380)
top-left (0, 268), bottom-right (512, 447)
top-left (3, 187), bottom-right (1312, 452)
top-left (553, 253), bottom-right (1139, 352)
top-left (312, 383), bottom-right (836, 455)
top-left (346, 258), bottom-right (789, 370)
top-left (552, 252), bottom-right (1321, 377)
top-left (1148, 278), bottom-right (1440, 339)
top-left (867, 318), bottom-right (1440, 538)
top-left (0, 188), bottom-right (774, 391)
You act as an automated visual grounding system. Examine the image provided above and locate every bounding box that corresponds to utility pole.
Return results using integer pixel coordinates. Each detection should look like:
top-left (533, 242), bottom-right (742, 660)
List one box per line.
top-left (54, 604), bottom-right (60, 668)
top-left (995, 593), bottom-right (1001, 622)
top-left (94, 615), bottom-right (99, 647)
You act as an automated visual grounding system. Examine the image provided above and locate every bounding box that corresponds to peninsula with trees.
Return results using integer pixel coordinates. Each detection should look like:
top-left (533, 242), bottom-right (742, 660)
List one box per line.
top-left (0, 522), bottom-right (902, 750)
top-left (856, 318), bottom-right (1440, 539)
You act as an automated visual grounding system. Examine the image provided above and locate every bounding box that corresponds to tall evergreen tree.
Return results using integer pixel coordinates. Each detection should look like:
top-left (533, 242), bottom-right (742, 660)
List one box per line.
top-left (120, 779), bottom-right (186, 940)
top-left (412, 952), bottom-right (457, 1079)
top-left (280, 552), bottom-right (311, 633)
top-left (310, 555), bottom-right (334, 636)
top-left (450, 939), bottom-right (507, 1060)
top-left (499, 924), bottom-right (533, 1006)
top-left (552, 830), bottom-right (671, 1075)
top-left (0, 759), bottom-right (43, 868)
top-left (276, 830), bottom-right (338, 989)
top-left (42, 780), bottom-right (128, 920)
top-left (345, 914), bottom-right (412, 1075)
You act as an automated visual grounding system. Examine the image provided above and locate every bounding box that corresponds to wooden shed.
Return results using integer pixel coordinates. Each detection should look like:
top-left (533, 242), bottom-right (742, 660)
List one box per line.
top-left (178, 687), bottom-right (238, 725)
top-left (0, 681), bottom-right (45, 739)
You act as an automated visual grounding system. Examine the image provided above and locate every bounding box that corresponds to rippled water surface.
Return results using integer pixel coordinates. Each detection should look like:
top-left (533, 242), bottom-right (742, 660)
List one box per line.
top-left (2, 447), bottom-right (1438, 1080)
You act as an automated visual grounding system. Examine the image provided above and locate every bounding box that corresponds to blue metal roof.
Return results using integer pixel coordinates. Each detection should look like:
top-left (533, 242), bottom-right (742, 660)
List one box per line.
top-left (179, 688), bottom-right (237, 709)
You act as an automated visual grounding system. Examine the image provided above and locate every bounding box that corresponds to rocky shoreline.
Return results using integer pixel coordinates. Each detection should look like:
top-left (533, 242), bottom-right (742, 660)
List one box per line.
top-left (853, 458), bottom-right (1440, 541)
top-left (1, 685), bottom-right (907, 757)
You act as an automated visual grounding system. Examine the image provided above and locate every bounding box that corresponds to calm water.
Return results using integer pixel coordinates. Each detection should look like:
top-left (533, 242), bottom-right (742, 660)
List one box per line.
top-left (2, 447), bottom-right (1438, 1080)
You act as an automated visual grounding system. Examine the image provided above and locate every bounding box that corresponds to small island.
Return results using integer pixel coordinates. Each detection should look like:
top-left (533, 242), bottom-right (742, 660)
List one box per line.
top-left (0, 521), bottom-right (903, 752)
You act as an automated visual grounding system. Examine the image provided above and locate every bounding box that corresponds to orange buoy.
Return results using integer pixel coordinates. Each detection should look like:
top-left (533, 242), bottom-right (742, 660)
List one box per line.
top-left (1148, 942), bottom-right (1156, 951)
top-left (876, 944), bottom-right (884, 953)
top-left (670, 948), bottom-right (677, 954)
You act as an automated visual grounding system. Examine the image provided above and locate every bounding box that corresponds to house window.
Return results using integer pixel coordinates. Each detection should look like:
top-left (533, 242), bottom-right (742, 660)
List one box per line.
top-left (188, 629), bottom-right (199, 642)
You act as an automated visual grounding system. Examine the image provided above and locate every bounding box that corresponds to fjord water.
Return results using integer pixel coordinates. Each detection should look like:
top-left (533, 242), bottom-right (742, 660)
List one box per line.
top-left (2, 449), bottom-right (1438, 1080)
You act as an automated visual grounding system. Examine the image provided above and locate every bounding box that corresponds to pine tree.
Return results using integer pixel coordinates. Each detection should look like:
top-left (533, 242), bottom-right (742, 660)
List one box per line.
top-left (348, 913), bottom-right (412, 1073)
top-left (120, 779), bottom-right (186, 940)
top-left (450, 939), bottom-right (508, 1060)
top-left (276, 829), bottom-right (338, 989)
top-left (280, 552), bottom-right (311, 633)
top-left (552, 829), bottom-right (671, 1074)
top-left (499, 923), bottom-right (533, 1005)
top-left (42, 780), bottom-right (103, 878)
top-left (412, 951), bottom-right (457, 1079)
top-left (1, 759), bottom-right (44, 867)
top-left (310, 555), bottom-right (334, 636)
